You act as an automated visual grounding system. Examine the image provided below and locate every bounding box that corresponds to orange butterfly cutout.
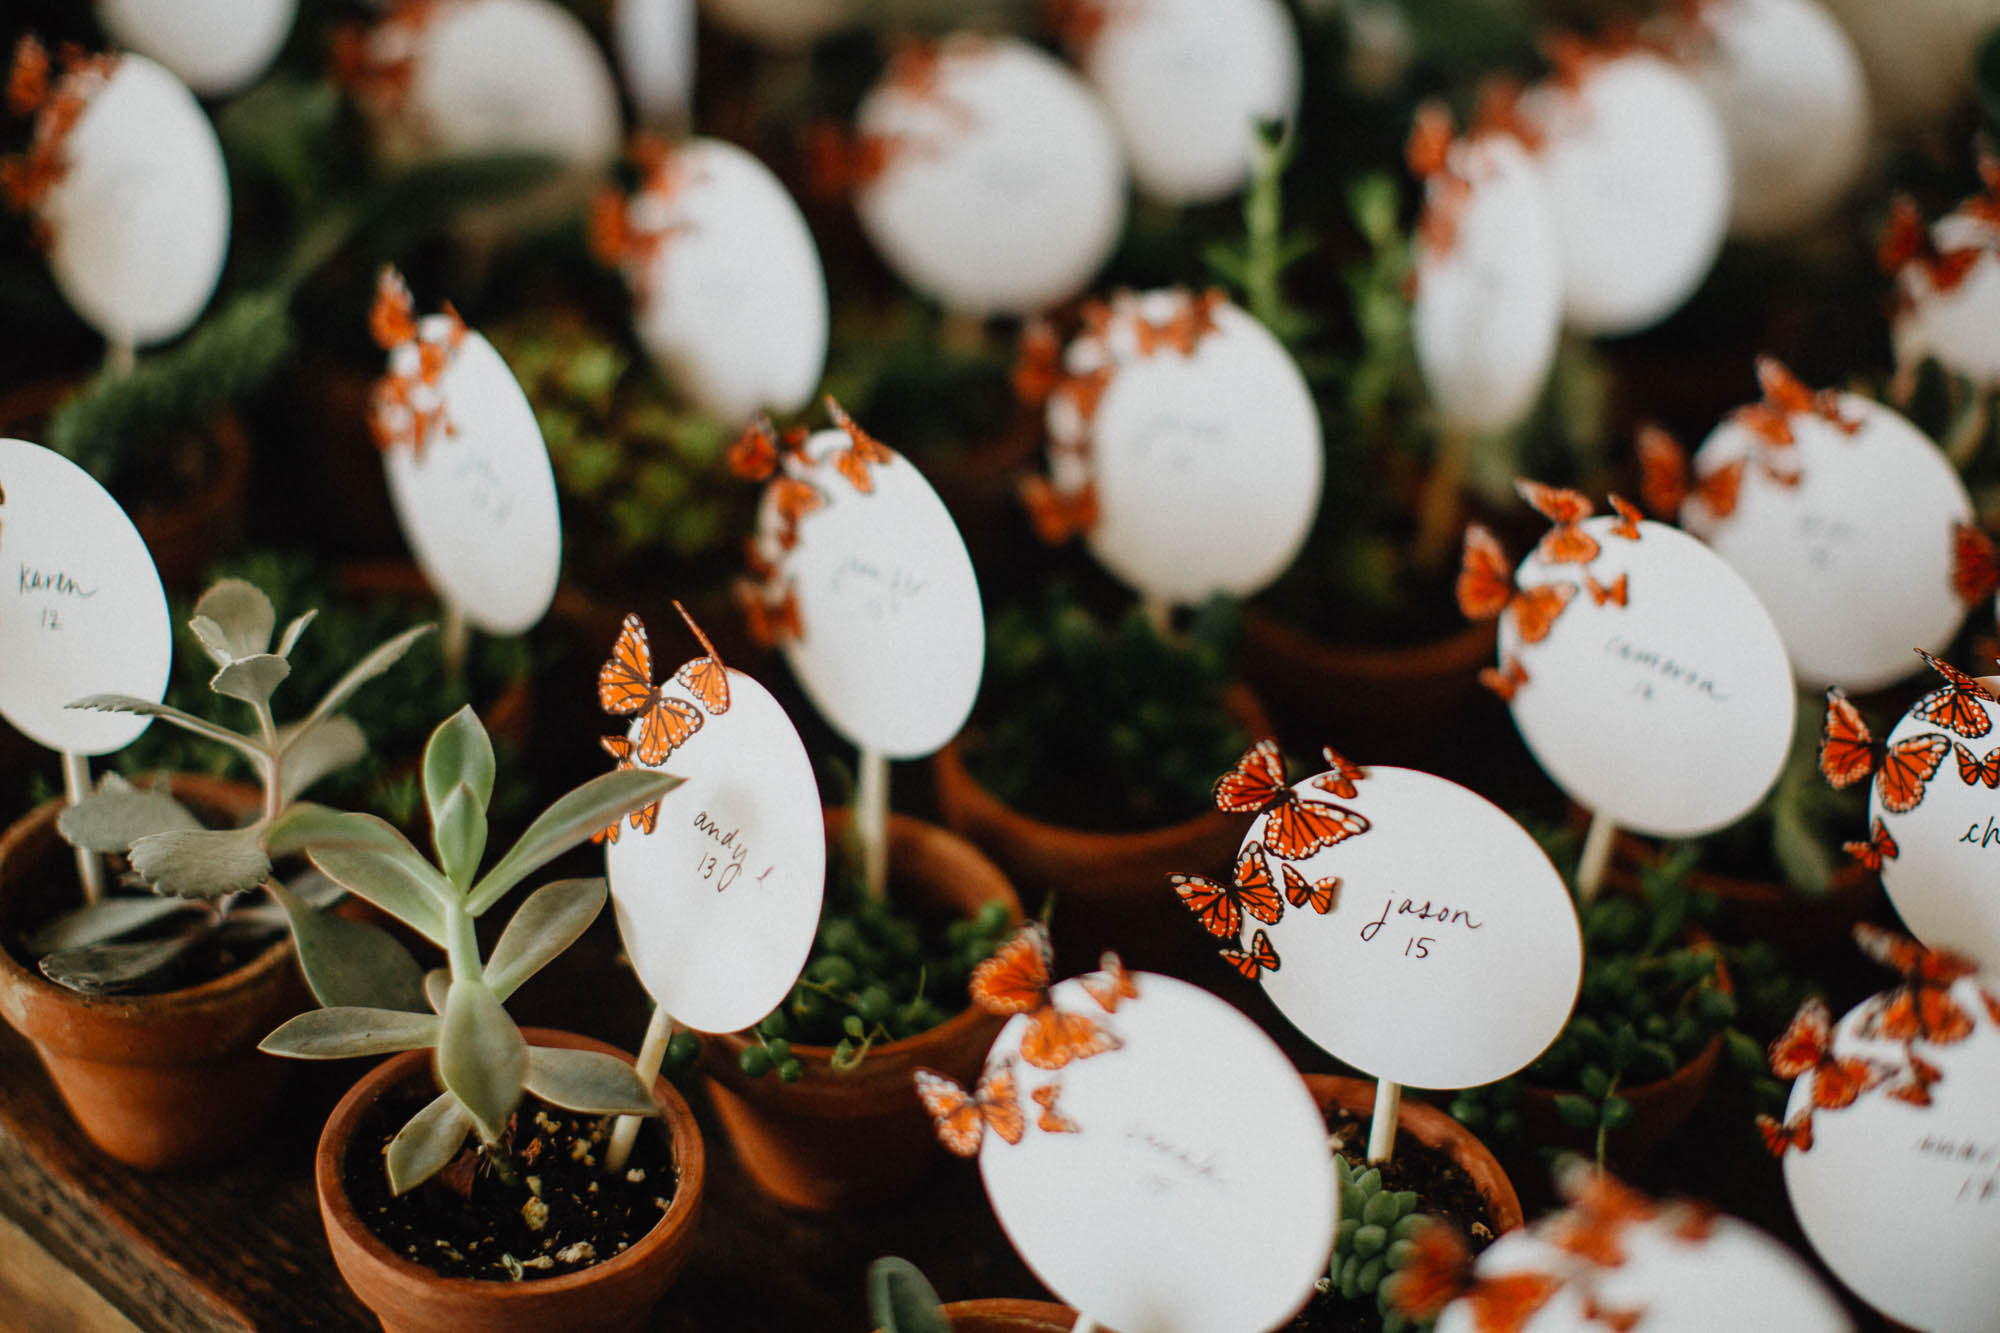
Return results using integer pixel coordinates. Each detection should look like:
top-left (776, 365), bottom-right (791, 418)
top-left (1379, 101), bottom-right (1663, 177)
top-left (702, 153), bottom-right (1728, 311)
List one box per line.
top-left (1212, 739), bottom-right (1371, 860)
top-left (1388, 1222), bottom-right (1560, 1330)
top-left (970, 923), bottom-right (1121, 1071)
top-left (1607, 493), bottom-right (1644, 541)
top-left (1056, 365), bottom-right (1114, 423)
top-left (1078, 952), bottom-right (1138, 1014)
top-left (1019, 475), bottom-right (1098, 544)
top-left (1912, 649), bottom-right (1998, 739)
top-left (826, 397), bottom-right (893, 495)
top-left (370, 265), bottom-right (418, 349)
top-left (1031, 1082), bottom-right (1079, 1135)
top-left (1515, 480), bottom-right (1600, 565)
top-left (1854, 924), bottom-right (1984, 1047)
top-left (1312, 745), bottom-right (1366, 799)
top-left (913, 1064), bottom-right (1024, 1157)
top-left (1636, 424), bottom-right (1743, 520)
top-left (596, 735), bottom-right (664, 838)
top-left (1457, 525), bottom-right (1577, 645)
top-left (598, 613), bottom-right (704, 766)
top-left (1169, 841), bottom-right (1285, 939)
top-left (771, 475), bottom-right (826, 550)
top-left (1750, 354), bottom-right (1860, 438)
top-left (670, 599), bottom-right (730, 716)
top-left (1756, 1111), bottom-right (1814, 1157)
top-left (1817, 688), bottom-right (1875, 789)
top-left (1548, 1170), bottom-right (1656, 1269)
top-left (736, 579), bottom-right (802, 649)
top-left (1769, 996), bottom-right (1888, 1110)
top-left (1953, 521), bottom-right (2000, 606)
top-left (1887, 1052), bottom-right (1945, 1106)
top-left (1405, 99), bottom-right (1454, 180)
top-left (1220, 928), bottom-right (1279, 979)
top-left (726, 418), bottom-right (783, 481)
top-left (1479, 656), bottom-right (1529, 703)
top-left (1585, 573), bottom-right (1628, 607)
top-left (1133, 290), bottom-right (1223, 358)
top-left (1956, 741), bottom-right (2000, 788)
top-left (1844, 817), bottom-right (1897, 870)
top-left (1281, 862), bottom-right (1339, 915)
top-left (1820, 688), bottom-right (1949, 813)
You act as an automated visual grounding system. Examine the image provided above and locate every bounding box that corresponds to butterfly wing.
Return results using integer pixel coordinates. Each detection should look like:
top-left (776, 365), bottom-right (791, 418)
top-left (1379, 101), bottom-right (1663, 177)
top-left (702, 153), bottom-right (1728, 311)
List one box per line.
top-left (1313, 745), bottom-right (1364, 799)
top-left (1952, 521), bottom-right (2000, 605)
top-left (833, 445), bottom-right (877, 495)
top-left (970, 922), bottom-right (1053, 1015)
top-left (1637, 425), bottom-right (1691, 518)
top-left (1756, 1112), bottom-right (1813, 1157)
top-left (1264, 795), bottom-right (1371, 860)
top-left (1913, 650), bottom-right (1997, 738)
top-left (1078, 952), bottom-right (1138, 1013)
top-left (1607, 494), bottom-right (1643, 540)
top-left (628, 795), bottom-right (662, 836)
top-left (634, 696), bottom-right (703, 767)
top-left (1768, 998), bottom-right (1834, 1080)
top-left (1506, 581), bottom-right (1575, 644)
top-left (1281, 862), bottom-right (1339, 914)
top-left (1456, 524), bottom-right (1514, 621)
top-left (1212, 738), bottom-right (1289, 813)
top-left (1233, 842), bottom-right (1285, 925)
top-left (1019, 1004), bottom-right (1121, 1071)
top-left (1480, 656), bottom-right (1529, 702)
top-left (1219, 928), bottom-right (1280, 979)
top-left (1818, 688), bottom-right (1875, 788)
top-left (1169, 874), bottom-right (1242, 939)
top-left (1585, 573), bottom-right (1628, 607)
top-left (1876, 733), bottom-right (1948, 813)
top-left (1032, 1081), bottom-right (1079, 1134)
top-left (976, 1063), bottom-right (1025, 1146)
top-left (913, 1068), bottom-right (985, 1157)
top-left (1514, 479), bottom-right (1594, 527)
top-left (598, 614), bottom-right (656, 717)
top-left (1843, 817), bottom-right (1897, 870)
top-left (675, 656), bottom-right (731, 715)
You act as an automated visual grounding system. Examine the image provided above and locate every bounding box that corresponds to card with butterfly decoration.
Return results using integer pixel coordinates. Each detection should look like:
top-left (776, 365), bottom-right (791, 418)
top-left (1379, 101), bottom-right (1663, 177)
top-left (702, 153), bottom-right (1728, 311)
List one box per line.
top-left (916, 927), bottom-right (1337, 1333)
top-left (594, 602), bottom-right (826, 1172)
top-left (365, 267), bottom-right (562, 671)
top-left (1761, 925), bottom-right (2000, 1331)
top-left (728, 400), bottom-right (983, 900)
top-left (1458, 481), bottom-right (1795, 898)
top-left (1638, 357), bottom-right (1976, 693)
top-left (1818, 652), bottom-right (2000, 967)
top-left (1883, 151), bottom-right (2000, 401)
top-left (0, 438), bottom-right (172, 902)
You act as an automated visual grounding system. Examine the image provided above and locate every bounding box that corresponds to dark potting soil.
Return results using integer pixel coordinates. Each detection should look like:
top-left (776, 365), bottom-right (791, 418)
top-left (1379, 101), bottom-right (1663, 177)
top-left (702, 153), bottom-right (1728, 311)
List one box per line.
top-left (1284, 1103), bottom-right (1500, 1332)
top-left (345, 1089), bottom-right (677, 1282)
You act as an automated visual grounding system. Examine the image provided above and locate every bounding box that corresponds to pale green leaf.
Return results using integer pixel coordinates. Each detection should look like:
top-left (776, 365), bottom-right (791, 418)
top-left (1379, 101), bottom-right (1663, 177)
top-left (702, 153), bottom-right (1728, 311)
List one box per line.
top-left (210, 653), bottom-right (291, 708)
top-left (439, 977), bottom-right (527, 1144)
top-left (190, 578), bottom-right (275, 664)
top-left (130, 826), bottom-right (271, 899)
top-left (39, 930), bottom-right (202, 993)
top-left (260, 1006), bottom-right (441, 1058)
top-left (296, 624), bottom-right (434, 737)
top-left (432, 783), bottom-right (487, 891)
top-left (65, 695), bottom-right (263, 766)
top-left (277, 715), bottom-right (368, 802)
top-left (275, 610), bottom-right (316, 659)
top-left (27, 895), bottom-right (201, 952)
top-left (270, 882), bottom-right (426, 1011)
top-left (422, 705), bottom-right (495, 826)
top-left (386, 1091), bottom-right (474, 1196)
top-left (56, 780), bottom-right (201, 852)
top-left (467, 769), bottom-right (680, 916)
top-left (308, 841), bottom-right (448, 943)
top-left (522, 1046), bottom-right (657, 1116)
top-left (868, 1257), bottom-right (950, 1333)
top-left (486, 878), bottom-right (603, 1001)
top-left (424, 967), bottom-right (450, 1014)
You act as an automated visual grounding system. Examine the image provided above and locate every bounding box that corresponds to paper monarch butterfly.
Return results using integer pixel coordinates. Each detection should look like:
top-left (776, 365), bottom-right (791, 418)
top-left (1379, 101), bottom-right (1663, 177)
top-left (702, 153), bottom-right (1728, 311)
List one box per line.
top-left (1456, 524), bottom-right (1577, 646)
top-left (1480, 655), bottom-right (1529, 702)
top-left (1018, 474), bottom-right (1098, 546)
top-left (1281, 862), bottom-right (1339, 915)
top-left (1886, 1052), bottom-right (1945, 1107)
top-left (736, 579), bottom-right (802, 650)
top-left (1313, 745), bottom-right (1367, 799)
top-left (770, 475), bottom-right (826, 550)
top-left (1912, 649), bottom-right (2000, 739)
top-left (1951, 520), bottom-right (2000, 606)
top-left (969, 922), bottom-right (1121, 1071)
top-left (1211, 739), bottom-right (1371, 861)
top-left (1514, 479), bottom-right (1601, 566)
top-left (1955, 741), bottom-right (2000, 788)
top-left (1169, 841), bottom-right (1284, 940)
top-left (1756, 1111), bottom-right (1814, 1157)
top-left (1585, 572), bottom-right (1628, 607)
top-left (826, 397), bottom-right (893, 495)
top-left (670, 599), bottom-right (730, 716)
top-left (913, 1064), bottom-right (1024, 1157)
top-left (1031, 1081), bottom-right (1079, 1135)
top-left (597, 613), bottom-right (704, 767)
top-left (1077, 952), bottom-right (1138, 1014)
top-left (1385, 1220), bottom-right (1560, 1331)
top-left (1607, 493), bottom-right (1644, 541)
top-left (1853, 923), bottom-right (1992, 1047)
top-left (1767, 996), bottom-right (1888, 1111)
top-left (596, 735), bottom-right (664, 837)
top-left (1819, 687), bottom-right (1949, 814)
top-left (1842, 817), bottom-right (1898, 871)
top-left (1636, 424), bottom-right (1743, 521)
top-left (1220, 927), bottom-right (1279, 979)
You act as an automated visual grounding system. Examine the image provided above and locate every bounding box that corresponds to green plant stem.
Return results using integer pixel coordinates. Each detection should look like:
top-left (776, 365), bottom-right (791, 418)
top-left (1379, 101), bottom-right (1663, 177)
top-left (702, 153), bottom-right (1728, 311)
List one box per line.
top-left (1945, 389), bottom-right (1990, 468)
top-left (443, 901), bottom-right (481, 982)
top-left (441, 600), bottom-right (470, 684)
top-left (1241, 126), bottom-right (1295, 335)
top-left (251, 699), bottom-right (283, 822)
top-left (1594, 1071), bottom-right (1621, 1172)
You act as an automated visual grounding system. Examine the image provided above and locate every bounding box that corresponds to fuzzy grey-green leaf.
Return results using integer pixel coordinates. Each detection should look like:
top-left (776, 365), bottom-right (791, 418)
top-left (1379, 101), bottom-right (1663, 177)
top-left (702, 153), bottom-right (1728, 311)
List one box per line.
top-left (275, 609), bottom-right (317, 659)
top-left (56, 780), bottom-right (201, 853)
top-left (867, 1257), bottom-right (950, 1333)
top-left (190, 578), bottom-right (275, 663)
top-left (386, 1091), bottom-right (475, 1197)
top-left (278, 714), bottom-right (367, 801)
top-left (39, 930), bottom-right (202, 993)
top-left (521, 1046), bottom-right (658, 1116)
top-left (210, 653), bottom-right (292, 708)
top-left (271, 882), bottom-right (426, 1011)
top-left (439, 976), bottom-right (526, 1144)
top-left (432, 782), bottom-right (487, 891)
top-left (130, 826), bottom-right (271, 899)
top-left (423, 706), bottom-right (495, 827)
top-left (259, 1006), bottom-right (441, 1058)
top-left (486, 878), bottom-right (604, 1001)
top-left (65, 695), bottom-right (264, 765)
top-left (298, 623), bottom-right (433, 737)
top-left (467, 768), bottom-right (680, 916)
top-left (424, 967), bottom-right (450, 1014)
top-left (27, 895), bottom-right (201, 953)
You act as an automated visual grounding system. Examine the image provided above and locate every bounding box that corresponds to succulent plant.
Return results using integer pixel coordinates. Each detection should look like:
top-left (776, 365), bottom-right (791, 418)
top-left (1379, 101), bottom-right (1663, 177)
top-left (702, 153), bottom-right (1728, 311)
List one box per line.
top-left (1326, 1155), bottom-right (1439, 1333)
top-left (867, 1255), bottom-right (950, 1333)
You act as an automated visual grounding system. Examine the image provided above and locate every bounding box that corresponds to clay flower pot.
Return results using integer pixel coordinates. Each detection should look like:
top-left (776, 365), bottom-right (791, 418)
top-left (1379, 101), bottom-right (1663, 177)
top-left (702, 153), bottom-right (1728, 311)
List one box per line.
top-left (872, 1299), bottom-right (1081, 1332)
top-left (1606, 828), bottom-right (1880, 956)
top-left (316, 1028), bottom-right (706, 1333)
top-left (1240, 609), bottom-right (1497, 767)
top-left (0, 777), bottom-right (305, 1169)
top-left (930, 685), bottom-right (1267, 973)
top-left (1304, 1074), bottom-right (1524, 1234)
top-left (697, 810), bottom-right (1022, 1211)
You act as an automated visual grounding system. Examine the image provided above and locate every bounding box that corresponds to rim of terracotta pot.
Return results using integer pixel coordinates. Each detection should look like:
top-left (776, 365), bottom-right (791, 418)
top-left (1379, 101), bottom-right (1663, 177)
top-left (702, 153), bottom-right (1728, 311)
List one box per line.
top-left (1303, 1073), bottom-right (1524, 1234)
top-left (315, 1028), bottom-right (706, 1305)
top-left (0, 777), bottom-right (299, 1055)
top-left (1241, 606), bottom-right (1499, 682)
top-left (931, 682), bottom-right (1270, 863)
top-left (868, 1298), bottom-right (1082, 1333)
top-left (698, 808), bottom-right (1023, 1112)
top-left (1604, 824), bottom-right (1877, 915)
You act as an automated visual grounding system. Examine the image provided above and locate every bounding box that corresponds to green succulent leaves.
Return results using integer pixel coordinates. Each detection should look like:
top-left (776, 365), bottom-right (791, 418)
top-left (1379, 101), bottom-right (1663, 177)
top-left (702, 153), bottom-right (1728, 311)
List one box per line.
top-left (867, 1256), bottom-right (951, 1333)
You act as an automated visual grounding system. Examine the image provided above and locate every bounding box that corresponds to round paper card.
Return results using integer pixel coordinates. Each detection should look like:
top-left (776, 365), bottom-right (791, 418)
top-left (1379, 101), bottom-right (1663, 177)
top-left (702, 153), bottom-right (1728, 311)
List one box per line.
top-left (751, 418), bottom-right (984, 759)
top-left (605, 663), bottom-right (825, 1035)
top-left (0, 439), bottom-right (170, 755)
top-left (612, 0), bottom-right (696, 126)
top-left (1041, 289), bottom-right (1322, 606)
top-left (1675, 374), bottom-right (1970, 692)
top-left (1216, 762), bottom-right (1580, 1089)
top-left (852, 36), bottom-right (1127, 317)
top-left (372, 282), bottom-right (562, 637)
top-left (96, 0), bottom-right (298, 98)
top-left (13, 47), bottom-right (230, 350)
top-left (1888, 192), bottom-right (2000, 390)
top-left (1777, 960), bottom-right (2000, 1330)
top-left (1479, 499), bottom-right (1795, 837)
top-left (978, 972), bottom-right (1335, 1333)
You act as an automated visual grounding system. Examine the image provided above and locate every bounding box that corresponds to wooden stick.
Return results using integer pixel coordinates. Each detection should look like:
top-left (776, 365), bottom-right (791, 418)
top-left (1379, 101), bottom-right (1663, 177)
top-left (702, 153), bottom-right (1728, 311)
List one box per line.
top-left (1576, 810), bottom-right (1617, 905)
top-left (1366, 1079), bottom-right (1401, 1166)
top-left (1068, 1316), bottom-right (1099, 1333)
top-left (440, 598), bottom-right (469, 683)
top-left (1412, 423), bottom-right (1473, 574)
top-left (856, 745), bottom-right (890, 901)
top-left (60, 752), bottom-right (106, 904)
top-left (104, 339), bottom-right (135, 379)
top-left (605, 1004), bottom-right (676, 1175)
top-left (1140, 594), bottom-right (1173, 640)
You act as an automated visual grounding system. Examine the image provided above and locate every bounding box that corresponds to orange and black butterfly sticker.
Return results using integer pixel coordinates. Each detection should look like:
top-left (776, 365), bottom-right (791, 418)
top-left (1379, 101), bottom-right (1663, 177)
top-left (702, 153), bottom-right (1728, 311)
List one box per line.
top-left (1480, 655), bottom-right (1529, 702)
top-left (1607, 493), bottom-right (1644, 541)
top-left (670, 599), bottom-right (730, 717)
top-left (1886, 1052), bottom-right (1945, 1107)
top-left (1313, 745), bottom-right (1366, 799)
top-left (1388, 1221), bottom-right (1561, 1330)
top-left (1031, 1081), bottom-right (1079, 1135)
top-left (970, 922), bottom-right (1121, 1071)
top-left (770, 475), bottom-right (827, 551)
top-left (1769, 996), bottom-right (1888, 1110)
top-left (1515, 480), bottom-right (1600, 565)
top-left (1952, 521), bottom-right (2000, 606)
top-left (1853, 924), bottom-right (1983, 1047)
top-left (1220, 928), bottom-right (1279, 979)
top-left (1019, 475), bottom-right (1097, 545)
top-left (1212, 740), bottom-right (1370, 861)
top-left (1955, 741), bottom-right (2000, 788)
top-left (826, 397), bottom-right (893, 495)
top-left (736, 579), bottom-right (802, 649)
top-left (1912, 649), bottom-right (1998, 739)
top-left (1843, 817), bottom-right (1898, 870)
top-left (1078, 952), bottom-right (1138, 1014)
top-left (1281, 862), bottom-right (1339, 915)
top-left (1585, 573), bottom-right (1628, 607)
top-left (1636, 424), bottom-right (1742, 520)
top-left (1756, 1111), bottom-right (1814, 1157)
top-left (1169, 841), bottom-right (1285, 940)
top-left (1817, 688), bottom-right (1875, 790)
top-left (914, 1063), bottom-right (1024, 1157)
top-left (1457, 525), bottom-right (1577, 645)
top-left (1822, 689), bottom-right (1950, 813)
top-left (598, 613), bottom-right (704, 766)
top-left (726, 417), bottom-right (783, 481)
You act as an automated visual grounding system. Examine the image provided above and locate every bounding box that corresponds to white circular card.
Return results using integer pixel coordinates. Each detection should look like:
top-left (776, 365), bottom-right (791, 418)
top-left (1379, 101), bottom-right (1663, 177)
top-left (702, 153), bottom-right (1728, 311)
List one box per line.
top-left (1502, 515), bottom-right (1795, 837)
top-left (980, 973), bottom-right (1335, 1333)
top-left (606, 669), bottom-right (825, 1035)
top-left (625, 137), bottom-right (829, 422)
top-left (854, 37), bottom-right (1127, 317)
top-left (1412, 132), bottom-right (1564, 436)
top-left (767, 429), bottom-right (984, 759)
top-left (1077, 0), bottom-right (1302, 206)
top-left (1783, 980), bottom-right (2000, 1331)
top-left (1869, 696), bottom-right (2000, 968)
top-left (612, 0), bottom-right (696, 126)
top-left (1893, 211), bottom-right (2000, 389)
top-left (96, 0), bottom-right (297, 98)
top-left (0, 439), bottom-right (170, 756)
top-left (1529, 52), bottom-right (1731, 337)
top-left (41, 53), bottom-right (230, 350)
top-left (1246, 767), bottom-right (1581, 1089)
top-left (1685, 393), bottom-right (1969, 692)
top-left (381, 330), bottom-right (562, 636)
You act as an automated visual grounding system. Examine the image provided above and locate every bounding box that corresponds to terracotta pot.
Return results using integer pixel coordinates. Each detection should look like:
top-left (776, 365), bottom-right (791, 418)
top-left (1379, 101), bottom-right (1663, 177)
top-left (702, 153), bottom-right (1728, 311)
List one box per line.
top-left (698, 810), bottom-right (1022, 1211)
top-left (0, 776), bottom-right (306, 1169)
top-left (316, 1028), bottom-right (705, 1333)
top-left (1240, 609), bottom-right (1497, 767)
top-left (0, 376), bottom-right (250, 594)
top-left (872, 1299), bottom-right (1082, 1333)
top-left (1304, 1074), bottom-right (1524, 1235)
top-left (1516, 938), bottom-right (1731, 1163)
top-left (930, 685), bottom-right (1267, 973)
top-left (1605, 829), bottom-right (1880, 956)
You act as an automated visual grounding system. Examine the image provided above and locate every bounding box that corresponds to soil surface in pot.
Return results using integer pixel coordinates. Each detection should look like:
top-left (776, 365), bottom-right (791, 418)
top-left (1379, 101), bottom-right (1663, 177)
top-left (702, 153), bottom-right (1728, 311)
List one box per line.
top-left (343, 1090), bottom-right (677, 1282)
top-left (1284, 1103), bottom-right (1499, 1332)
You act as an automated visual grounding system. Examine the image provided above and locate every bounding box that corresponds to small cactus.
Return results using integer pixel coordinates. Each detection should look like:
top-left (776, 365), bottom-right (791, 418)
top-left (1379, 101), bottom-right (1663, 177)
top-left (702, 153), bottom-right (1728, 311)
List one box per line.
top-left (1324, 1155), bottom-right (1439, 1333)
